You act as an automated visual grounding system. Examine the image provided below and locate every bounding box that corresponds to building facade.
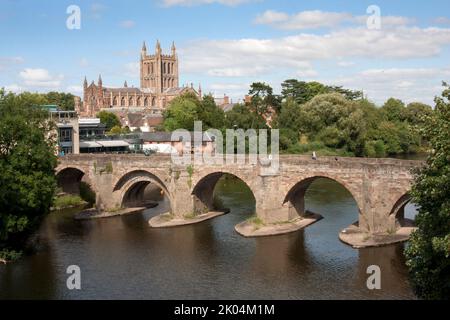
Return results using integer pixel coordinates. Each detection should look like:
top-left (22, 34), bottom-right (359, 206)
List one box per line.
top-left (77, 40), bottom-right (199, 118)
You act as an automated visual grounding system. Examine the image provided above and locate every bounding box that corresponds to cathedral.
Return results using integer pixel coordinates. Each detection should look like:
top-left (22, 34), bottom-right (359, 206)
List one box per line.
top-left (76, 40), bottom-right (200, 121)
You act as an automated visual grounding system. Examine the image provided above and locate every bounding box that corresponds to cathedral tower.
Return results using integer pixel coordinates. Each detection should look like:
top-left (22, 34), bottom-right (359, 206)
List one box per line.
top-left (140, 40), bottom-right (179, 93)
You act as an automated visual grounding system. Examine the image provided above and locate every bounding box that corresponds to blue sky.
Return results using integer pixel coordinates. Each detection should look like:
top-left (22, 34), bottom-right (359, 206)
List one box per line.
top-left (1, 0), bottom-right (450, 105)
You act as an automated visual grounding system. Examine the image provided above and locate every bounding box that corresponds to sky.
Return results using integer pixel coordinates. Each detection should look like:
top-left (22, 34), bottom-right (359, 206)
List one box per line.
top-left (1, 0), bottom-right (450, 105)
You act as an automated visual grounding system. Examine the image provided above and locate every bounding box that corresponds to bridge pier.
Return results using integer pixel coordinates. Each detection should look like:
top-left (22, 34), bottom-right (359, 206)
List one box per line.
top-left (56, 154), bottom-right (421, 247)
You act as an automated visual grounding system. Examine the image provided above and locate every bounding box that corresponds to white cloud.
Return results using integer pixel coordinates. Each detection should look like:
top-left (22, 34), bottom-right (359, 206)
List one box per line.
top-left (330, 67), bottom-right (450, 105)
top-left (254, 10), bottom-right (353, 30)
top-left (66, 85), bottom-right (83, 94)
top-left (255, 10), bottom-right (414, 30)
top-left (253, 10), bottom-right (289, 25)
top-left (434, 17), bottom-right (450, 25)
top-left (119, 20), bottom-right (136, 28)
top-left (4, 84), bottom-right (23, 93)
top-left (182, 26), bottom-right (450, 80)
top-left (19, 68), bottom-right (63, 88)
top-left (162, 0), bottom-right (254, 7)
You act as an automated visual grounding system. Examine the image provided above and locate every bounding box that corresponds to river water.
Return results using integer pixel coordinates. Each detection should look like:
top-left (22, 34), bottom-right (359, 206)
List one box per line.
top-left (0, 177), bottom-right (417, 299)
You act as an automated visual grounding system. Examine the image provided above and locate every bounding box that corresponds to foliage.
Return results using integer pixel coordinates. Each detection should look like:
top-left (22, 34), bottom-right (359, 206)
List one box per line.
top-left (0, 89), bottom-right (76, 111)
top-left (405, 82), bottom-right (450, 300)
top-left (96, 111), bottom-right (121, 130)
top-left (53, 195), bottom-right (85, 210)
top-left (280, 79), bottom-right (362, 105)
top-left (45, 91), bottom-right (75, 110)
top-left (160, 80), bottom-right (431, 158)
top-left (225, 103), bottom-right (268, 130)
top-left (0, 89), bottom-right (57, 258)
top-left (163, 93), bottom-right (225, 131)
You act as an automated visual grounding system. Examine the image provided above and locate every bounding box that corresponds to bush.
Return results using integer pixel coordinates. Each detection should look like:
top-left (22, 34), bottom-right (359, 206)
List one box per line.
top-left (53, 195), bottom-right (85, 210)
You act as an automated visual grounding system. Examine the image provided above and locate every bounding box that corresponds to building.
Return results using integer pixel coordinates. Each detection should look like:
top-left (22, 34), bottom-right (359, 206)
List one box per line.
top-left (77, 40), bottom-right (199, 120)
top-left (141, 132), bottom-right (215, 155)
top-left (40, 105), bottom-right (80, 155)
top-left (79, 118), bottom-right (106, 138)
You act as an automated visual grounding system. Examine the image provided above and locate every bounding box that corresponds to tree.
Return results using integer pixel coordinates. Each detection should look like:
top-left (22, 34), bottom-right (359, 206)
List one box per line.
top-left (0, 89), bottom-right (57, 260)
top-left (405, 102), bottom-right (433, 126)
top-left (163, 93), bottom-right (201, 131)
top-left (97, 111), bottom-right (121, 130)
top-left (197, 95), bottom-right (225, 129)
top-left (381, 98), bottom-right (406, 122)
top-left (405, 83), bottom-right (450, 300)
top-left (225, 103), bottom-right (268, 130)
top-left (45, 92), bottom-right (75, 110)
top-left (248, 82), bottom-right (280, 116)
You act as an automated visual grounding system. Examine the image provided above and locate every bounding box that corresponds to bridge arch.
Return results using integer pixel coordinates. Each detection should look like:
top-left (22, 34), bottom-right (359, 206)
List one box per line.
top-left (113, 170), bottom-right (171, 208)
top-left (56, 166), bottom-right (88, 194)
top-left (388, 192), bottom-right (417, 228)
top-left (192, 171), bottom-right (256, 215)
top-left (283, 175), bottom-right (363, 221)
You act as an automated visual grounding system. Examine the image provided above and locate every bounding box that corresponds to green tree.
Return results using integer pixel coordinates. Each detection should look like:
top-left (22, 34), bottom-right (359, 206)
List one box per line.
top-left (248, 82), bottom-right (280, 116)
top-left (97, 111), bottom-right (121, 130)
top-left (381, 98), bottom-right (406, 122)
top-left (163, 93), bottom-right (201, 131)
top-left (225, 103), bottom-right (268, 130)
top-left (197, 95), bottom-right (225, 129)
top-left (404, 102), bottom-right (433, 126)
top-left (0, 89), bottom-right (57, 260)
top-left (45, 92), bottom-right (75, 110)
top-left (405, 83), bottom-right (450, 300)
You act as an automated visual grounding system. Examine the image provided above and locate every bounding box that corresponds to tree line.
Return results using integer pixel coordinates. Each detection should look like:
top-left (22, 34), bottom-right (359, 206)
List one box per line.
top-left (162, 79), bottom-right (433, 157)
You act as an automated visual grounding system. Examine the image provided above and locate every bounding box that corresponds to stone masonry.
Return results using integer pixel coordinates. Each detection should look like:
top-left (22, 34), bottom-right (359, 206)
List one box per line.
top-left (56, 154), bottom-right (422, 234)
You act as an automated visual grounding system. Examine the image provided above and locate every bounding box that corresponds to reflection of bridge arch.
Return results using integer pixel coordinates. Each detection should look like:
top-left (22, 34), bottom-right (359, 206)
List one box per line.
top-left (56, 166), bottom-right (87, 194)
top-left (283, 175), bottom-right (363, 221)
top-left (114, 170), bottom-right (171, 208)
top-left (192, 171), bottom-right (256, 215)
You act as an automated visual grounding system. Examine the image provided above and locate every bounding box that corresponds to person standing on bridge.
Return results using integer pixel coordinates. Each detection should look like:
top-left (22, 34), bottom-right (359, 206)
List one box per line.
top-left (312, 151), bottom-right (317, 160)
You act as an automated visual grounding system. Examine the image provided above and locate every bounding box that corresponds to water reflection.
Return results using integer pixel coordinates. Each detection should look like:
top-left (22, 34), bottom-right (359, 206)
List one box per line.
top-left (0, 177), bottom-right (415, 299)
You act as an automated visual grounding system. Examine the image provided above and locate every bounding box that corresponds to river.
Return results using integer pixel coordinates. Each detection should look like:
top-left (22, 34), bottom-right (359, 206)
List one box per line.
top-left (0, 177), bottom-right (417, 299)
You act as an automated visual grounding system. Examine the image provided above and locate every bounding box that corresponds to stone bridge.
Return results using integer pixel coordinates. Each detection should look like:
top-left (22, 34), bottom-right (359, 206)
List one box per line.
top-left (56, 154), bottom-right (423, 245)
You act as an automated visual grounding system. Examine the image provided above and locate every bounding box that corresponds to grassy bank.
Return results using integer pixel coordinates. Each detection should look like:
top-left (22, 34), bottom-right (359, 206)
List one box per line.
top-left (52, 194), bottom-right (86, 210)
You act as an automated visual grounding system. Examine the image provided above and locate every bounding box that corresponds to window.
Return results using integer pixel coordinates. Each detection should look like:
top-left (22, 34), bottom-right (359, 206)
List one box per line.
top-left (59, 128), bottom-right (73, 142)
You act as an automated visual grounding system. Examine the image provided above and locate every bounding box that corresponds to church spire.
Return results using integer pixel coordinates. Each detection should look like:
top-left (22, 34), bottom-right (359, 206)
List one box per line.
top-left (124, 80), bottom-right (128, 88)
top-left (171, 41), bottom-right (176, 56)
top-left (155, 39), bottom-right (161, 55)
top-left (142, 41), bottom-right (147, 52)
top-left (98, 74), bottom-right (102, 87)
top-left (83, 76), bottom-right (88, 90)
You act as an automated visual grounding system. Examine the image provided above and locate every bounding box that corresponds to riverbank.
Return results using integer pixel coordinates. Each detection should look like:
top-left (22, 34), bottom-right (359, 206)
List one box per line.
top-left (235, 211), bottom-right (323, 237)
